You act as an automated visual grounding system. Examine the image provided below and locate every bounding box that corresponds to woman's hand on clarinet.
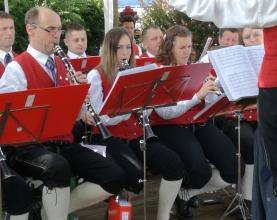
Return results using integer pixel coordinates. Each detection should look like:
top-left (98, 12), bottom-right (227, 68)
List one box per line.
top-left (196, 80), bottom-right (220, 100)
top-left (82, 110), bottom-right (95, 126)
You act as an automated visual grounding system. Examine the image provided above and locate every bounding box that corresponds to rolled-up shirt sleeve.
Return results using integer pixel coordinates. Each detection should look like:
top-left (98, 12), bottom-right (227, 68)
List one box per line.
top-left (155, 94), bottom-right (200, 119)
top-left (169, 0), bottom-right (277, 28)
top-left (87, 69), bottom-right (131, 126)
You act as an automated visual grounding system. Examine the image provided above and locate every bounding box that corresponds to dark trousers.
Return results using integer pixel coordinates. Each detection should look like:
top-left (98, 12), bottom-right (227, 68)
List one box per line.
top-left (129, 137), bottom-right (185, 182)
top-left (223, 118), bottom-right (257, 164)
top-left (92, 135), bottom-right (184, 192)
top-left (7, 143), bottom-right (127, 195)
top-left (258, 87), bottom-right (277, 181)
top-left (91, 135), bottom-right (144, 194)
top-left (2, 169), bottom-right (32, 215)
top-left (152, 122), bottom-right (245, 189)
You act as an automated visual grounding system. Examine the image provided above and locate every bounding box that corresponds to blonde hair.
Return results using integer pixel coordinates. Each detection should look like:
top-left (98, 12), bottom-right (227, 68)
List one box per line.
top-left (97, 27), bottom-right (136, 84)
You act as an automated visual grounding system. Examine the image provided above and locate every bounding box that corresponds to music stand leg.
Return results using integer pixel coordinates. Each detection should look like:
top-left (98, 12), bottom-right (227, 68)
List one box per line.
top-left (139, 110), bottom-right (148, 220)
top-left (221, 113), bottom-right (246, 220)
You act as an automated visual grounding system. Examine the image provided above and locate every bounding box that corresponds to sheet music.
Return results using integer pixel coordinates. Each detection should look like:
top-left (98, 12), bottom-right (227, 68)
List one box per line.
top-left (198, 37), bottom-right (214, 62)
top-left (208, 45), bottom-right (258, 101)
top-left (245, 44), bottom-right (265, 76)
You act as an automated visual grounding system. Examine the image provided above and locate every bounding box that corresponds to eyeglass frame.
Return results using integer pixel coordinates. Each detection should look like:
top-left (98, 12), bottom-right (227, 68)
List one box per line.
top-left (31, 23), bottom-right (65, 35)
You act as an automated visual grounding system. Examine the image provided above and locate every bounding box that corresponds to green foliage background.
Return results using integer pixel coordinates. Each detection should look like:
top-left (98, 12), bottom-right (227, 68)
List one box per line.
top-left (138, 0), bottom-right (219, 60)
top-left (0, 0), bottom-right (104, 55)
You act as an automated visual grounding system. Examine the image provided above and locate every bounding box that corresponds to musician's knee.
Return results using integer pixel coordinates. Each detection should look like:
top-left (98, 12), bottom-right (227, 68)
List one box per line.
top-left (183, 163), bottom-right (212, 189)
top-left (220, 160), bottom-right (245, 184)
top-left (41, 154), bottom-right (71, 189)
top-left (100, 166), bottom-right (127, 195)
top-left (162, 153), bottom-right (185, 181)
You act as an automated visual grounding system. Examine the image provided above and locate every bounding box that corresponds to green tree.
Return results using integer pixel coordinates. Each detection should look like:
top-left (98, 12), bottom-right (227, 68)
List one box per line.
top-left (138, 0), bottom-right (219, 59)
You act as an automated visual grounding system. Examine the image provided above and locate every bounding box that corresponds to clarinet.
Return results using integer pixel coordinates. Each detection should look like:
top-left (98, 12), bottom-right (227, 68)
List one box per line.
top-left (53, 44), bottom-right (113, 143)
top-left (119, 59), bottom-right (158, 142)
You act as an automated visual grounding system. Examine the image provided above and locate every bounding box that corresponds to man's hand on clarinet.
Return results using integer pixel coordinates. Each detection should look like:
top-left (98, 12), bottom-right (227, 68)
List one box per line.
top-left (67, 71), bottom-right (87, 85)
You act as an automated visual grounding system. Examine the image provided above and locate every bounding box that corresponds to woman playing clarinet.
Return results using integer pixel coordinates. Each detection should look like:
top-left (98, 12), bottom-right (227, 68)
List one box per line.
top-left (150, 25), bottom-right (246, 220)
top-left (87, 27), bottom-right (185, 220)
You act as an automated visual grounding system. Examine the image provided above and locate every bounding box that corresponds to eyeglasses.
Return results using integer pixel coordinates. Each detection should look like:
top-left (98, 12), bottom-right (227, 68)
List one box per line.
top-left (31, 23), bottom-right (65, 35)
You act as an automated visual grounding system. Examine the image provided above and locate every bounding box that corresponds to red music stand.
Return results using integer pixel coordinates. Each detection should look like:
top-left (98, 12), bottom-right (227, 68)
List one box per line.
top-left (69, 56), bottom-right (101, 74)
top-left (192, 93), bottom-right (256, 220)
top-left (135, 57), bottom-right (156, 67)
top-left (0, 84), bottom-right (90, 145)
top-left (99, 63), bottom-right (213, 117)
top-left (99, 63), bottom-right (212, 220)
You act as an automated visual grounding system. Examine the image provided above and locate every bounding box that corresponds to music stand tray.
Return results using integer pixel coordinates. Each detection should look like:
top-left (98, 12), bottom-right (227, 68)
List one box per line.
top-left (99, 63), bottom-right (213, 117)
top-left (0, 84), bottom-right (90, 146)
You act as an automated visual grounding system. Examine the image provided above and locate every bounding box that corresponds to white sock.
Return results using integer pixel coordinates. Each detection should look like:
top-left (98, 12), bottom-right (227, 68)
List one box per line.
top-left (69, 182), bottom-right (112, 214)
top-left (10, 213), bottom-right (29, 220)
top-left (241, 164), bottom-right (254, 201)
top-left (157, 178), bottom-right (182, 220)
top-left (41, 186), bottom-right (70, 220)
top-left (183, 169), bottom-right (230, 199)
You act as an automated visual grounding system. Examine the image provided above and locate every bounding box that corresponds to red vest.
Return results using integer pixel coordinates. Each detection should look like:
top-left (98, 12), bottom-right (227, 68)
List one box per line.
top-left (133, 43), bottom-right (140, 56)
top-left (140, 52), bottom-right (149, 58)
top-left (92, 68), bottom-right (143, 140)
top-left (0, 51), bottom-right (18, 78)
top-left (258, 26), bottom-right (277, 88)
top-left (14, 52), bottom-right (74, 143)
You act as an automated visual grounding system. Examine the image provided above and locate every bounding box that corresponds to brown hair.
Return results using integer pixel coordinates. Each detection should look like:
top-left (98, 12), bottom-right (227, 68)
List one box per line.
top-left (218, 28), bottom-right (239, 38)
top-left (25, 7), bottom-right (40, 25)
top-left (142, 25), bottom-right (160, 40)
top-left (156, 25), bottom-right (192, 65)
top-left (0, 11), bottom-right (13, 20)
top-left (65, 22), bottom-right (86, 39)
top-left (97, 27), bottom-right (136, 84)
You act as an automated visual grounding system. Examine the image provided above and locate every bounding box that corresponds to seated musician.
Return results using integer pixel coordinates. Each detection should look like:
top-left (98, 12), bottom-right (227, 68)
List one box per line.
top-left (87, 27), bottom-right (184, 220)
top-left (218, 27), bottom-right (263, 219)
top-left (150, 25), bottom-right (245, 219)
top-left (0, 10), bottom-right (34, 220)
top-left (140, 25), bottom-right (163, 58)
top-left (0, 7), bottom-right (127, 220)
top-left (63, 22), bottom-right (88, 58)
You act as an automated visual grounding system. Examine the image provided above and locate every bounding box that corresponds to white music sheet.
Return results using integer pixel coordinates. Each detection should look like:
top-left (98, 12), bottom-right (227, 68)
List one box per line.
top-left (208, 45), bottom-right (259, 101)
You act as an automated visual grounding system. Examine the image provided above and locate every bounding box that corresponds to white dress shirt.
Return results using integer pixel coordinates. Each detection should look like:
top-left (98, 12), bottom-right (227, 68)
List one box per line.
top-left (0, 45), bottom-right (55, 91)
top-left (67, 51), bottom-right (87, 59)
top-left (0, 49), bottom-right (14, 67)
top-left (146, 51), bottom-right (155, 58)
top-left (169, 0), bottom-right (277, 28)
top-left (87, 69), bottom-right (132, 126)
top-left (155, 94), bottom-right (201, 119)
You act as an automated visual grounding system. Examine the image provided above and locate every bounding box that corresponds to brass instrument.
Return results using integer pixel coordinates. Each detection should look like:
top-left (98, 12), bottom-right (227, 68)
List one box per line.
top-left (53, 44), bottom-right (113, 143)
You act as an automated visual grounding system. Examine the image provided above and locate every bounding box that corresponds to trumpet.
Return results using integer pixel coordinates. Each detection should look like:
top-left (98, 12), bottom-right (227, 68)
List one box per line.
top-left (53, 44), bottom-right (113, 143)
top-left (118, 59), bottom-right (158, 142)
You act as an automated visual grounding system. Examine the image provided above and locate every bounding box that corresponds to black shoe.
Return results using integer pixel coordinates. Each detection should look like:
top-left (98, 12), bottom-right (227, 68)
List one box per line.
top-left (174, 196), bottom-right (195, 220)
